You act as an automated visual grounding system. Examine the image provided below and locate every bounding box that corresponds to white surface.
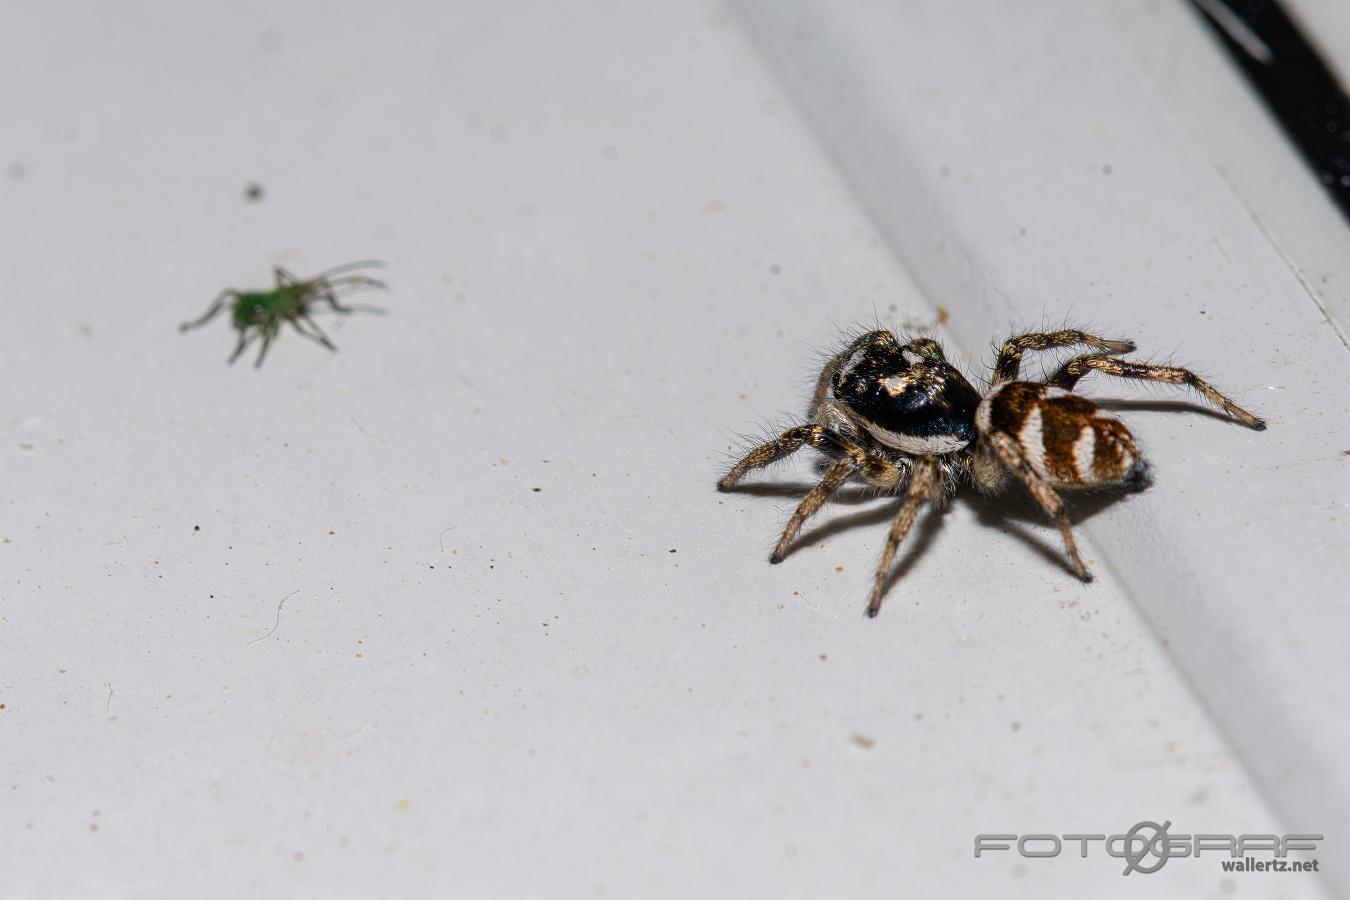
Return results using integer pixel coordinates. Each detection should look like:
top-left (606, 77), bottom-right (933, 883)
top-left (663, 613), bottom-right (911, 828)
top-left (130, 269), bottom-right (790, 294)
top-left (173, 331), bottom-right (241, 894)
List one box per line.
top-left (734, 0), bottom-right (1349, 894)
top-left (1113, 0), bottom-right (1350, 345)
top-left (0, 2), bottom-right (1340, 898)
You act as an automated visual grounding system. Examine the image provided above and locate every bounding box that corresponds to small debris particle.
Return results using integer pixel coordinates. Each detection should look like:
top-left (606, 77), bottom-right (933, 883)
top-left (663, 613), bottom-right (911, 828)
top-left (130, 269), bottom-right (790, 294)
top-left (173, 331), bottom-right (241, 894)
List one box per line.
top-left (851, 733), bottom-right (876, 750)
top-left (0, 704), bottom-right (7, 710)
top-left (1011, 722), bottom-right (1021, 732)
top-left (292, 851), bottom-right (304, 862)
top-left (834, 565), bottom-right (844, 573)
top-left (89, 823), bottom-right (98, 832)
top-left (769, 264), bottom-right (781, 275)
top-left (193, 525), bottom-right (200, 532)
top-left (707, 198), bottom-right (725, 214)
top-left (243, 181), bottom-right (265, 202)
top-left (935, 304), bottom-right (950, 324)
top-left (355, 652), bottom-right (364, 659)
top-left (393, 799), bottom-right (412, 813)
top-left (7, 162), bottom-right (25, 180)
top-left (1102, 163), bottom-right (1113, 174)
top-left (327, 530), bottom-right (335, 536)
top-left (668, 548), bottom-right (676, 554)
top-left (531, 487), bottom-right (542, 492)
top-left (818, 654), bottom-right (827, 662)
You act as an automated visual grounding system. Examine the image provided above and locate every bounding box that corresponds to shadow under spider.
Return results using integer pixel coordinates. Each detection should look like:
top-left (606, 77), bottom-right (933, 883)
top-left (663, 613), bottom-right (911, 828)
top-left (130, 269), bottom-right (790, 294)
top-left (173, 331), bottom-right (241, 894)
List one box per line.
top-left (732, 473), bottom-right (1141, 582)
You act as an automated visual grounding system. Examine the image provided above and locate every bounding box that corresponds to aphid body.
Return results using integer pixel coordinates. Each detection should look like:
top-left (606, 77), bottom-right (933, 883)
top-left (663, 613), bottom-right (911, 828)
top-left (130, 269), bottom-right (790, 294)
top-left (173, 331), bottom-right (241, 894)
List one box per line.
top-left (180, 260), bottom-right (388, 367)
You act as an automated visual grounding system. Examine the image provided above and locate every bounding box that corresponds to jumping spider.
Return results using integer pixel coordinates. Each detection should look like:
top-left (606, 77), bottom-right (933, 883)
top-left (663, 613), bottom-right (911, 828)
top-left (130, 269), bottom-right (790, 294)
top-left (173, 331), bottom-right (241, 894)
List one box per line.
top-left (718, 329), bottom-right (1265, 617)
top-left (180, 260), bottom-right (388, 367)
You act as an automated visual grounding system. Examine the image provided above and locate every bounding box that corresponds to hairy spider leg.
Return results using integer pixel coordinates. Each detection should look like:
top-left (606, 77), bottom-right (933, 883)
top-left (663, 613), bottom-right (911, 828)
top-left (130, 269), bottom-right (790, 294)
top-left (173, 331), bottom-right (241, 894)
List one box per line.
top-left (718, 424), bottom-right (851, 492)
top-left (986, 431), bottom-right (1092, 582)
top-left (867, 456), bottom-right (942, 617)
top-left (993, 330), bottom-right (1135, 384)
top-left (1047, 355), bottom-right (1266, 430)
top-left (771, 458), bottom-right (861, 563)
top-left (180, 290), bottom-right (238, 332)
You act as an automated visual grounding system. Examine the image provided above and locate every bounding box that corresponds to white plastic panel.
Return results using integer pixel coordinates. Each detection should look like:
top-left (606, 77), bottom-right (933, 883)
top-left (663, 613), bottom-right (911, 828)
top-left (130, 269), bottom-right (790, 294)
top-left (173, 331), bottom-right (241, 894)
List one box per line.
top-left (0, 1), bottom-right (1342, 898)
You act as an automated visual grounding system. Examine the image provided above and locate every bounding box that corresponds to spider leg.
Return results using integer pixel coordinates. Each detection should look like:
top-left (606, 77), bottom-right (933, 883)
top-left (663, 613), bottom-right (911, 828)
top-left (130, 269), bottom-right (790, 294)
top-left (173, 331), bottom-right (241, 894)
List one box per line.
top-left (253, 322), bottom-right (279, 368)
top-left (987, 431), bottom-right (1092, 582)
top-left (993, 330), bottom-right (1135, 384)
top-left (867, 456), bottom-right (941, 618)
top-left (770, 457), bottom-right (860, 563)
top-left (718, 424), bottom-right (854, 492)
top-left (292, 313), bottom-right (338, 352)
top-left (180, 290), bottom-right (236, 332)
top-left (1046, 354), bottom-right (1265, 430)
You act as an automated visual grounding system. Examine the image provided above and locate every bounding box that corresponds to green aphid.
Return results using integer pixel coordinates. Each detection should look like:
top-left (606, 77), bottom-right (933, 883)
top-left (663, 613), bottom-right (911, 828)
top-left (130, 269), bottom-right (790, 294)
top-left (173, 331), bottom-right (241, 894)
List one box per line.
top-left (180, 260), bottom-right (388, 367)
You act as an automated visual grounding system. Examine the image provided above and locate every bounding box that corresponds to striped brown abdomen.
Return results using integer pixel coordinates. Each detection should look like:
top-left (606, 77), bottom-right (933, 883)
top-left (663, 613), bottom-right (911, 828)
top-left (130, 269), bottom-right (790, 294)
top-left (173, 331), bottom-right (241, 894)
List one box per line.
top-left (977, 382), bottom-right (1144, 488)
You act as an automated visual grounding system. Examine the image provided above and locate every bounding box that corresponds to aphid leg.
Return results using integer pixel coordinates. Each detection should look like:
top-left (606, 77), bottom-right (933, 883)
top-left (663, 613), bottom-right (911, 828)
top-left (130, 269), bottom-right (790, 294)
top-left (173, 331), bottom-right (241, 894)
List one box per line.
top-left (226, 328), bottom-right (257, 365)
top-left (1047, 354), bottom-right (1266, 430)
top-left (867, 456), bottom-right (940, 618)
top-left (273, 266), bottom-right (298, 286)
top-left (315, 276), bottom-right (388, 313)
top-left (771, 457), bottom-right (860, 563)
top-left (993, 330), bottom-right (1135, 384)
top-left (291, 314), bottom-right (337, 352)
top-left (718, 424), bottom-right (849, 492)
top-left (180, 290), bottom-right (236, 332)
top-left (313, 259), bottom-right (387, 280)
top-left (254, 322), bottom-right (280, 369)
top-left (987, 432), bottom-right (1092, 582)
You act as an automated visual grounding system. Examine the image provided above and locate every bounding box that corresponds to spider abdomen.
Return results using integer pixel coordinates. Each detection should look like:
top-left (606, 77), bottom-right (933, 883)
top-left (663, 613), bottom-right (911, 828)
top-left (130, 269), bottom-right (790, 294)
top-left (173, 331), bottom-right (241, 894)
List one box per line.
top-left (977, 382), bottom-right (1143, 488)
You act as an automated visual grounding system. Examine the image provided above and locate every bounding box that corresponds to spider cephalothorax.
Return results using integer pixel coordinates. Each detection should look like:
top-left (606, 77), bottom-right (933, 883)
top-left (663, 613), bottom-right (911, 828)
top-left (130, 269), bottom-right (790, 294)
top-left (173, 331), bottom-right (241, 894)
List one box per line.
top-left (719, 328), bottom-right (1265, 617)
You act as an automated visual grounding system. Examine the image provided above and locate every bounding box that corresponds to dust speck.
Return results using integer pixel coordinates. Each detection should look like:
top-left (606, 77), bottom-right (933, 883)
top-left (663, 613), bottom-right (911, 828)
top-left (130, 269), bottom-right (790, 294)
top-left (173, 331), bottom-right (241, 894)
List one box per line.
top-left (851, 732), bottom-right (876, 750)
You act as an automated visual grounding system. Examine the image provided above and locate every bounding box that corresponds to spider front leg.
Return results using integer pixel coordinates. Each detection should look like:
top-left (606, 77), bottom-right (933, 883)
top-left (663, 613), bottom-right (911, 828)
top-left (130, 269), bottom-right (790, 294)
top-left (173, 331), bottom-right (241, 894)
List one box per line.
top-left (770, 449), bottom-right (913, 564)
top-left (985, 432), bottom-right (1092, 581)
top-left (867, 456), bottom-right (941, 617)
top-left (1047, 355), bottom-right (1266, 430)
top-left (718, 424), bottom-right (849, 492)
top-left (180, 289), bottom-right (237, 332)
top-left (993, 330), bottom-right (1135, 384)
